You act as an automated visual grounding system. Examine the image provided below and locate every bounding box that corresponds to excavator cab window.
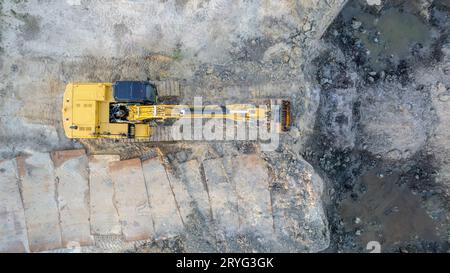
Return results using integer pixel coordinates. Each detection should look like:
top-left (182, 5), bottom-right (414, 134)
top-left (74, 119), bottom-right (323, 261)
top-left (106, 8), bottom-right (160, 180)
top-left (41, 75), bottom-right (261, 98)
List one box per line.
top-left (113, 81), bottom-right (157, 104)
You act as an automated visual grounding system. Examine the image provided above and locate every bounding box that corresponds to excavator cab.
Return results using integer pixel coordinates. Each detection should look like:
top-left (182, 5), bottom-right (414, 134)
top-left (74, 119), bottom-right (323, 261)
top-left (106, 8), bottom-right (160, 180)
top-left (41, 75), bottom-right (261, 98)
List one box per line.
top-left (113, 81), bottom-right (157, 104)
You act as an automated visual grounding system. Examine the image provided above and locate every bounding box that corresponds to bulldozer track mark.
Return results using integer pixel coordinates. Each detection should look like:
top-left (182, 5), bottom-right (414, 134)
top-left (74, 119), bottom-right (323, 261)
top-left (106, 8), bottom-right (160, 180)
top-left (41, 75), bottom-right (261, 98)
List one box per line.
top-left (155, 80), bottom-right (181, 98)
top-left (21, 101), bottom-right (60, 125)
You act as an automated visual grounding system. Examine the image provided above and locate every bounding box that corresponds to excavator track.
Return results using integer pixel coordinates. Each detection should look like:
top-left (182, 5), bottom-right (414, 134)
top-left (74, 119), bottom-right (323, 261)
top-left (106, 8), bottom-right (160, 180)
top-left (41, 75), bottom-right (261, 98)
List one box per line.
top-left (84, 126), bottom-right (176, 144)
top-left (149, 126), bottom-right (176, 142)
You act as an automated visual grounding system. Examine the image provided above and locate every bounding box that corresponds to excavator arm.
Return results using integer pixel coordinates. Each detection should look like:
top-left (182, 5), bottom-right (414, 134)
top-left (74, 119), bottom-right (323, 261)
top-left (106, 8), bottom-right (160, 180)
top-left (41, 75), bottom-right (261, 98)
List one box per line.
top-left (124, 100), bottom-right (291, 132)
top-left (126, 104), bottom-right (269, 122)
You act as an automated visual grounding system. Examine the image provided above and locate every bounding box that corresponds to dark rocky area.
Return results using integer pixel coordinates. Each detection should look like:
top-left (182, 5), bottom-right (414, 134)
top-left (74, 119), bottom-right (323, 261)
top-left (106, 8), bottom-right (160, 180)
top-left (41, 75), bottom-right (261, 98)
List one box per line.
top-left (306, 0), bottom-right (449, 253)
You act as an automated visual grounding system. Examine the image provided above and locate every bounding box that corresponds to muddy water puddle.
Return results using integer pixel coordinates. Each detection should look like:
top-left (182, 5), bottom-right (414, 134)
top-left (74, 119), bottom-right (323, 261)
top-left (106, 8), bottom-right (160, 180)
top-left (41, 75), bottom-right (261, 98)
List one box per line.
top-left (341, 0), bottom-right (433, 71)
top-left (435, 0), bottom-right (450, 9)
top-left (340, 168), bottom-right (442, 252)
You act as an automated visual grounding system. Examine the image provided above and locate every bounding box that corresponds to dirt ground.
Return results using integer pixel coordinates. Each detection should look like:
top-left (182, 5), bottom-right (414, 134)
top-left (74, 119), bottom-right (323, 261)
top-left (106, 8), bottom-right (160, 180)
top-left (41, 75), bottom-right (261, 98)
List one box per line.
top-left (0, 0), bottom-right (449, 252)
top-left (0, 0), bottom-right (345, 157)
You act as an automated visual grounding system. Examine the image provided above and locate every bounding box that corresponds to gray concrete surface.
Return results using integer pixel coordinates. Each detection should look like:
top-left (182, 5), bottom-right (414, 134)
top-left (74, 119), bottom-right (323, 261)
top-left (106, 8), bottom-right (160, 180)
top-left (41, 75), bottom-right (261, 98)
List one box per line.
top-left (141, 157), bottom-right (184, 240)
top-left (178, 160), bottom-right (211, 221)
top-left (17, 153), bottom-right (62, 252)
top-left (166, 165), bottom-right (193, 227)
top-left (109, 159), bottom-right (154, 241)
top-left (0, 159), bottom-right (29, 253)
top-left (0, 148), bottom-right (332, 252)
top-left (203, 157), bottom-right (240, 251)
top-left (225, 155), bottom-right (274, 238)
top-left (51, 150), bottom-right (93, 247)
top-left (88, 155), bottom-right (122, 236)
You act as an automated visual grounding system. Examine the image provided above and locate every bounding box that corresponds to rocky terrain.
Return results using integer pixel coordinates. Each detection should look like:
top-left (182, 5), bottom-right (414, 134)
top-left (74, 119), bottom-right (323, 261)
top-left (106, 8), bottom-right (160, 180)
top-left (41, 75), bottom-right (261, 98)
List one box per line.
top-left (0, 0), bottom-right (449, 253)
top-left (309, 0), bottom-right (450, 252)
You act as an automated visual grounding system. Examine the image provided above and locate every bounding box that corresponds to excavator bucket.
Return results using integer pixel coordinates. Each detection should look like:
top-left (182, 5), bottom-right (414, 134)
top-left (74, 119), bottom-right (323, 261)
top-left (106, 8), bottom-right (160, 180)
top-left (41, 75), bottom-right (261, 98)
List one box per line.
top-left (281, 100), bottom-right (291, 132)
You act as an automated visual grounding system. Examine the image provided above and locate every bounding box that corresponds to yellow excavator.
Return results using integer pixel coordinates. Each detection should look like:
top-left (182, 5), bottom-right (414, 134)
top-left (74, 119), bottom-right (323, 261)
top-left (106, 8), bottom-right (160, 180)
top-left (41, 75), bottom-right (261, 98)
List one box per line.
top-left (62, 81), bottom-right (291, 141)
